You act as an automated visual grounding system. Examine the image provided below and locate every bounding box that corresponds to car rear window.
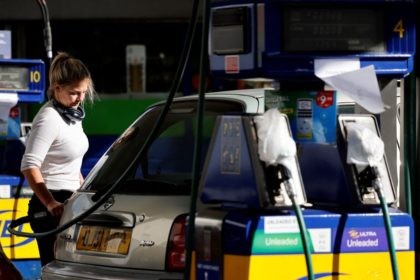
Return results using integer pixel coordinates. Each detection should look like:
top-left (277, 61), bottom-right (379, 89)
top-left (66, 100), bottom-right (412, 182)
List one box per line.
top-left (83, 99), bottom-right (245, 195)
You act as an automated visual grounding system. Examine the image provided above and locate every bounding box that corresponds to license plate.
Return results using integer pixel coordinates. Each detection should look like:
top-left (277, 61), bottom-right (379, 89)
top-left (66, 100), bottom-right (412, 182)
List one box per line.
top-left (76, 225), bottom-right (132, 255)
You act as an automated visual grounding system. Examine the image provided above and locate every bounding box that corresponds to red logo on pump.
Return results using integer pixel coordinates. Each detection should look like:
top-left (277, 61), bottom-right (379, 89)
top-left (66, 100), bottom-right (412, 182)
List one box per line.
top-left (316, 91), bottom-right (334, 108)
top-left (225, 55), bottom-right (240, 74)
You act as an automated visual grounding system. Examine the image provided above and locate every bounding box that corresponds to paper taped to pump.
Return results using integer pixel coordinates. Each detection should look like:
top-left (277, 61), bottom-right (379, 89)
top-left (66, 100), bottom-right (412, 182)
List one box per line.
top-left (314, 58), bottom-right (385, 114)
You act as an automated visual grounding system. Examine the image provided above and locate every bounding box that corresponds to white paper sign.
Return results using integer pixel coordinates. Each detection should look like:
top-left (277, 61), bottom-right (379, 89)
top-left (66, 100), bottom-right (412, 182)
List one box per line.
top-left (315, 59), bottom-right (385, 114)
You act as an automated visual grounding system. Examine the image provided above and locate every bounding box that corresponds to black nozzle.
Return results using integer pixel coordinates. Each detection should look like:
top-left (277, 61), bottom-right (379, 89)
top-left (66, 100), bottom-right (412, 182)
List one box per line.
top-left (357, 165), bottom-right (380, 188)
top-left (278, 164), bottom-right (292, 182)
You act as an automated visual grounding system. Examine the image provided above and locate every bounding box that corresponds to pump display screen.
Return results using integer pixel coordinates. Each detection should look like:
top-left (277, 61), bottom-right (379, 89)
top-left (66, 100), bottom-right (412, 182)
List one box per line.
top-left (211, 7), bottom-right (250, 55)
top-left (0, 66), bottom-right (29, 90)
top-left (282, 8), bottom-right (385, 52)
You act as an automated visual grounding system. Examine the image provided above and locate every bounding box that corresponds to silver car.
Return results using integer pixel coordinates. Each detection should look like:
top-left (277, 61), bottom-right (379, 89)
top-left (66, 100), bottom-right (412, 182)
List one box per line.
top-left (41, 89), bottom-right (265, 280)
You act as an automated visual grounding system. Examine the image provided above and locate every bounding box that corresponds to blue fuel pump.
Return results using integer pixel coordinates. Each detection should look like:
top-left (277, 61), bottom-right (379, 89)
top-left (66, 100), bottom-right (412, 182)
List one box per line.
top-left (337, 114), bottom-right (401, 280)
top-left (0, 58), bottom-right (45, 280)
top-left (195, 0), bottom-right (416, 279)
top-left (195, 113), bottom-right (314, 280)
top-left (193, 113), bottom-right (414, 279)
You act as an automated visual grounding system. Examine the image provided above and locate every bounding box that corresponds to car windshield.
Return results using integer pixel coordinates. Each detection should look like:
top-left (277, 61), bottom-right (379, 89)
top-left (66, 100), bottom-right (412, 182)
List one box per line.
top-left (82, 99), bottom-right (245, 195)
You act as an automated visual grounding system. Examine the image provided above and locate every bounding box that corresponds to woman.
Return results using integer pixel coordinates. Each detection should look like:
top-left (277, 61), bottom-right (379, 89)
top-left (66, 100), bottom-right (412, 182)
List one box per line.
top-left (20, 52), bottom-right (95, 266)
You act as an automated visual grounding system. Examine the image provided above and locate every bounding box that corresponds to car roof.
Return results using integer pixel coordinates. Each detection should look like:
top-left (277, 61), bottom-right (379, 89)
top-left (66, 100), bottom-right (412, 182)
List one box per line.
top-left (177, 88), bottom-right (266, 99)
top-left (151, 88), bottom-right (268, 114)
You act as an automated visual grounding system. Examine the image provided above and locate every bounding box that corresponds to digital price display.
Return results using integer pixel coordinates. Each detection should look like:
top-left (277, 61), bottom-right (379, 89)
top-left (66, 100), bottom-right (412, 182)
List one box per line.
top-left (0, 59), bottom-right (45, 103)
top-left (209, 0), bottom-right (415, 78)
top-left (0, 66), bottom-right (30, 90)
top-left (282, 8), bottom-right (385, 53)
top-left (263, 0), bottom-right (416, 77)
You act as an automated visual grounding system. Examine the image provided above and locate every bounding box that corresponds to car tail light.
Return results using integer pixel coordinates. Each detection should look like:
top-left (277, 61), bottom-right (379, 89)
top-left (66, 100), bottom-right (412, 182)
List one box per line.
top-left (166, 214), bottom-right (187, 271)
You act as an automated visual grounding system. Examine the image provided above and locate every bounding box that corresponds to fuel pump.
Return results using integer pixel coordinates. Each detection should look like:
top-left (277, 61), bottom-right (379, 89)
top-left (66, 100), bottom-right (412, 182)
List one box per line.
top-left (0, 58), bottom-right (45, 279)
top-left (254, 109), bottom-right (313, 279)
top-left (337, 114), bottom-right (400, 279)
top-left (194, 109), bottom-right (416, 280)
top-left (337, 115), bottom-right (396, 207)
top-left (195, 110), bottom-right (313, 280)
top-left (202, 0), bottom-right (415, 278)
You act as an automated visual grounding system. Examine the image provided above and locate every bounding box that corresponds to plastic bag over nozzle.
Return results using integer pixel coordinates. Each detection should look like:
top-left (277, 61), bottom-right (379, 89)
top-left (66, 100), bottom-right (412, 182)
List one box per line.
top-left (254, 109), bottom-right (306, 206)
top-left (342, 118), bottom-right (400, 280)
top-left (345, 121), bottom-right (386, 201)
top-left (346, 122), bottom-right (384, 167)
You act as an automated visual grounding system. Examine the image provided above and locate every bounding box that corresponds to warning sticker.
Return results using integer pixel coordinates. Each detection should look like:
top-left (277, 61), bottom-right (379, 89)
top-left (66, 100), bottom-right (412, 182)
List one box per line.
top-left (225, 55), bottom-right (240, 74)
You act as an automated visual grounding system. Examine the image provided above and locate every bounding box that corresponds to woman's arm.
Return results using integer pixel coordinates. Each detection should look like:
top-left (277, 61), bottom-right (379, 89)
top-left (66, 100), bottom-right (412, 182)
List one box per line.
top-left (22, 167), bottom-right (64, 217)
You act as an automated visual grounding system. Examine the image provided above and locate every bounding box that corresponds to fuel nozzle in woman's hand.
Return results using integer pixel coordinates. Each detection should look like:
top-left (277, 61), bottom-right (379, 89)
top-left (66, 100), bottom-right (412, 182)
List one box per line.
top-left (46, 200), bottom-right (65, 217)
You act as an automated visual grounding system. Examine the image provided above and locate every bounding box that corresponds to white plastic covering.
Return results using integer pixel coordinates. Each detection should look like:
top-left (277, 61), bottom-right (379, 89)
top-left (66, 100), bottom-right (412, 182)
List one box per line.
top-left (254, 108), bottom-right (297, 167)
top-left (345, 122), bottom-right (384, 167)
top-left (254, 108), bottom-right (307, 206)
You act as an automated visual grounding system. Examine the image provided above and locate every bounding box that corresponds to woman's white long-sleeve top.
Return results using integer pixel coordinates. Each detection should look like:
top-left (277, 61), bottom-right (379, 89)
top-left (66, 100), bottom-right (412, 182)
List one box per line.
top-left (21, 101), bottom-right (89, 191)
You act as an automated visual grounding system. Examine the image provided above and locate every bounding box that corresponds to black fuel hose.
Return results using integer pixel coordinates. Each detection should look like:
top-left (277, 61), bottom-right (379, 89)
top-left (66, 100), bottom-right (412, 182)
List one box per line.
top-left (36, 0), bottom-right (53, 64)
top-left (184, 0), bottom-right (210, 278)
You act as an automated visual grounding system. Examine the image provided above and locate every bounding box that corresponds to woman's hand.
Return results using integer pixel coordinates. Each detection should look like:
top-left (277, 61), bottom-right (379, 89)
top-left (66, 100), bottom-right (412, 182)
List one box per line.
top-left (22, 167), bottom-right (65, 217)
top-left (46, 200), bottom-right (64, 217)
